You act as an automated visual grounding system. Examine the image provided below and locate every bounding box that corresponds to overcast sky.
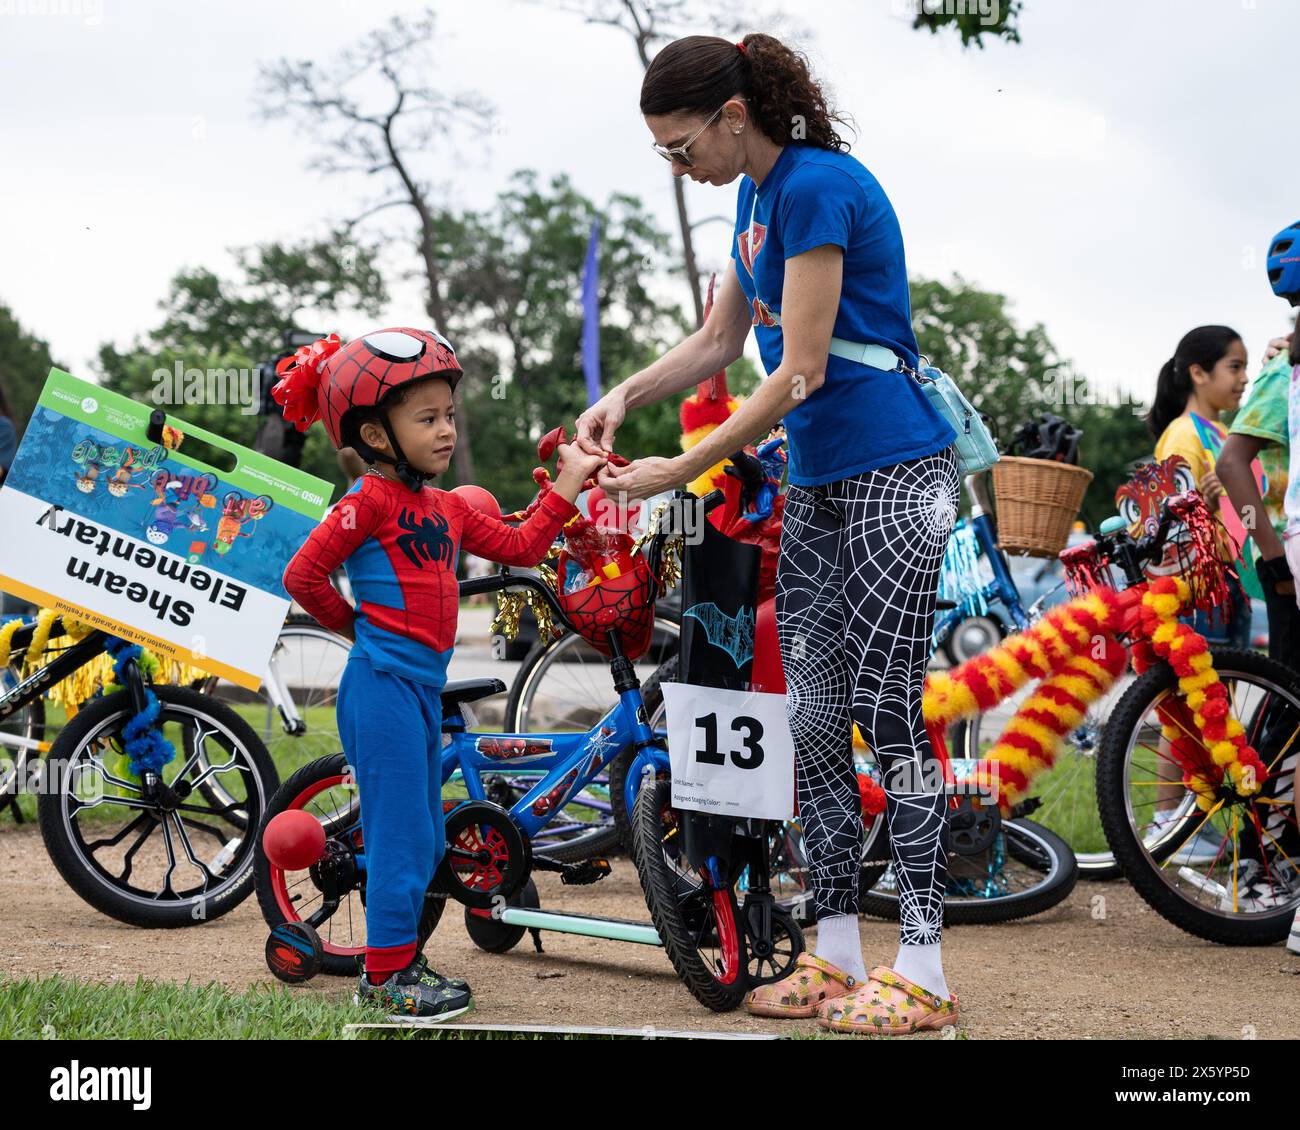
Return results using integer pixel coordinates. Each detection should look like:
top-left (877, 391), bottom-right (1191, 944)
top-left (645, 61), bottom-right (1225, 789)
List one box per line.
top-left (2, 0), bottom-right (1296, 416)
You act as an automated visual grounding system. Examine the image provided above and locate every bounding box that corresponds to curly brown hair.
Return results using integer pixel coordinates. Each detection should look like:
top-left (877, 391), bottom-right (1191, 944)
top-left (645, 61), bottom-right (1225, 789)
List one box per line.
top-left (640, 33), bottom-right (853, 153)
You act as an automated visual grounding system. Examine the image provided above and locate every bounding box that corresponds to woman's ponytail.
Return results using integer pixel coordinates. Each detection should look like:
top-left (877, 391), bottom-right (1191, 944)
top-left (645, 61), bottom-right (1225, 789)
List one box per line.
top-left (640, 33), bottom-right (853, 152)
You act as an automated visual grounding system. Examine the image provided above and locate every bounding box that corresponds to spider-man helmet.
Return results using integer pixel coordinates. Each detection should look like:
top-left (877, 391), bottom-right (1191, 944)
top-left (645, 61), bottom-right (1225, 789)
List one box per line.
top-left (272, 327), bottom-right (462, 450)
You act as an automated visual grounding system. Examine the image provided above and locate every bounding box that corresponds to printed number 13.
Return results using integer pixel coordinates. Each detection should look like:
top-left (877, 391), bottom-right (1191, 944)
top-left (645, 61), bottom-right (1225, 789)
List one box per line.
top-left (694, 712), bottom-right (765, 769)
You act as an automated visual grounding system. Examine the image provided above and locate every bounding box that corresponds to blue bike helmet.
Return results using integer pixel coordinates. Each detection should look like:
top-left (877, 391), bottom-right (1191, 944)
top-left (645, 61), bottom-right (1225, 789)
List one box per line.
top-left (1267, 220), bottom-right (1300, 303)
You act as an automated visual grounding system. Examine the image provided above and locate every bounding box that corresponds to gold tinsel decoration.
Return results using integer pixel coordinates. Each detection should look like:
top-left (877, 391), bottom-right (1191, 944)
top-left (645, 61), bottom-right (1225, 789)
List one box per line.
top-left (0, 607), bottom-right (212, 718)
top-left (489, 501), bottom-right (683, 644)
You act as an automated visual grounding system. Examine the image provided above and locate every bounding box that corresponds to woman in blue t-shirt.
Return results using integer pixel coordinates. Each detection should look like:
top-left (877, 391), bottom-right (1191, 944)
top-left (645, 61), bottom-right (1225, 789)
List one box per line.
top-left (576, 33), bottom-right (960, 1035)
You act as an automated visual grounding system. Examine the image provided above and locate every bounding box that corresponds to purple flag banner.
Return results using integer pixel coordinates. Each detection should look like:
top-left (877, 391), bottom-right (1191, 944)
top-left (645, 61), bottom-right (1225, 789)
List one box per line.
top-left (581, 220), bottom-right (601, 406)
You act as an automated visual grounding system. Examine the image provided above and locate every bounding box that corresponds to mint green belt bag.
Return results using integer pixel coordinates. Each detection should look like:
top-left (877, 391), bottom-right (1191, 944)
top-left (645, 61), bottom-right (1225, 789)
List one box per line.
top-left (827, 336), bottom-right (1000, 476)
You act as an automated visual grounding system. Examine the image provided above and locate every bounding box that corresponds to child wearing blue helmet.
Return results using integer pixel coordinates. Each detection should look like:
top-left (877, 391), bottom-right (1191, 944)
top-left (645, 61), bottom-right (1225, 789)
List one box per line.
top-left (1218, 222), bottom-right (1300, 669)
top-left (1217, 223), bottom-right (1300, 934)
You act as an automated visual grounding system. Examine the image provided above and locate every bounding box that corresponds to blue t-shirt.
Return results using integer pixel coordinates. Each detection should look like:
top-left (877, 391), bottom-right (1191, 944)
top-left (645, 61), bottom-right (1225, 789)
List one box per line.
top-left (732, 144), bottom-right (955, 486)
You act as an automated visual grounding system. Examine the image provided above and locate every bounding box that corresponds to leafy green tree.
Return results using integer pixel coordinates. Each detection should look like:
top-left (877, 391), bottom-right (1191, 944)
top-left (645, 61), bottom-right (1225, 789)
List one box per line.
top-left (0, 303), bottom-right (63, 438)
top-left (433, 170), bottom-right (757, 501)
top-left (911, 274), bottom-right (1150, 521)
top-left (95, 235), bottom-right (387, 493)
top-left (911, 0), bottom-right (1023, 48)
top-left (256, 7), bottom-right (494, 488)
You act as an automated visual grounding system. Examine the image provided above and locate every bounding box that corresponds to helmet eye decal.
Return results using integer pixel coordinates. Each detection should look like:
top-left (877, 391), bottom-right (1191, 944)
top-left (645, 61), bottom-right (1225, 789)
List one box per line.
top-left (362, 330), bottom-right (427, 364)
top-left (273, 326), bottom-right (462, 453)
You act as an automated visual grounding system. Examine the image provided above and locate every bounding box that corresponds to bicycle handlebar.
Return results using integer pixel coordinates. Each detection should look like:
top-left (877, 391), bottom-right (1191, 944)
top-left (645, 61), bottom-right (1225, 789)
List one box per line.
top-left (1083, 491), bottom-right (1203, 586)
top-left (461, 486), bottom-right (720, 640)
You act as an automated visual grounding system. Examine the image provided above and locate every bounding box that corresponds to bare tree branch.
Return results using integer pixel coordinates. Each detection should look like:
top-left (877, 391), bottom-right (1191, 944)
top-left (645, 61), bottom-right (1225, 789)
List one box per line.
top-left (254, 4), bottom-right (494, 485)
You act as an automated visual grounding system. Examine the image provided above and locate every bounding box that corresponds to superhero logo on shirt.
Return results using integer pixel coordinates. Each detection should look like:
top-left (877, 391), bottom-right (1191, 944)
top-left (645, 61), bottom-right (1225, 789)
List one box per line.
top-left (751, 297), bottom-right (779, 328)
top-left (737, 221), bottom-right (766, 277)
top-left (395, 508), bottom-right (455, 569)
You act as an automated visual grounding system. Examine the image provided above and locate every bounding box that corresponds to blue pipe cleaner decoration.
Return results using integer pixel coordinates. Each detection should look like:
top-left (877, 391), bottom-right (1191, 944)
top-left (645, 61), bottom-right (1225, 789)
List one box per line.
top-left (939, 519), bottom-right (988, 618)
top-left (103, 636), bottom-right (175, 778)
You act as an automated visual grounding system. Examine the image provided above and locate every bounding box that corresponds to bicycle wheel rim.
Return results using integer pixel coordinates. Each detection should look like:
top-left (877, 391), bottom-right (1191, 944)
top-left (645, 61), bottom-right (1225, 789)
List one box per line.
top-left (1118, 661), bottom-right (1300, 927)
top-left (269, 772), bottom-right (367, 959)
top-left (51, 699), bottom-right (269, 912)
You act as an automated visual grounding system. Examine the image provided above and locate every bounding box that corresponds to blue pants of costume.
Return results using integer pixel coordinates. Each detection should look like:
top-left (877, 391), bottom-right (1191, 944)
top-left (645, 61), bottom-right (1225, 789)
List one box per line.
top-left (337, 656), bottom-right (445, 952)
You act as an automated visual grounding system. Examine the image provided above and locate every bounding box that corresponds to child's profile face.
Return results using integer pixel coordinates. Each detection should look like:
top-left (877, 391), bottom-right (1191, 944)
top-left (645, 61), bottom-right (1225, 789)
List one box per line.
top-left (374, 378), bottom-right (457, 477)
top-left (1193, 338), bottom-right (1248, 412)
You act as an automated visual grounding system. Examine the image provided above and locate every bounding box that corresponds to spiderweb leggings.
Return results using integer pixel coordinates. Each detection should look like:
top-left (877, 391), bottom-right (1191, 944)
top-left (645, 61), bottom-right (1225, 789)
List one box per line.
top-left (775, 445), bottom-right (960, 944)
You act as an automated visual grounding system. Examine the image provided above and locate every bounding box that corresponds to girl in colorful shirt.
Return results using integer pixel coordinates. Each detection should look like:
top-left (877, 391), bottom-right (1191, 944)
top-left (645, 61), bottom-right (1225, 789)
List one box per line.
top-left (275, 328), bottom-right (605, 1020)
top-left (1146, 325), bottom-right (1252, 649)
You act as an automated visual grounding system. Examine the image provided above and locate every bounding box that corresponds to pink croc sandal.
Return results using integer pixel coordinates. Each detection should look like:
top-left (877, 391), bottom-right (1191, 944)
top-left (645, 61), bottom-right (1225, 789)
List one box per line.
top-left (745, 952), bottom-right (861, 1018)
top-left (817, 966), bottom-right (958, 1035)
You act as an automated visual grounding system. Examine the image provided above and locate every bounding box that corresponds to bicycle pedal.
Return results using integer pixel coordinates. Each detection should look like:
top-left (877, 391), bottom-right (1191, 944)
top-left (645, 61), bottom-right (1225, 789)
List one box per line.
top-left (559, 858), bottom-right (612, 886)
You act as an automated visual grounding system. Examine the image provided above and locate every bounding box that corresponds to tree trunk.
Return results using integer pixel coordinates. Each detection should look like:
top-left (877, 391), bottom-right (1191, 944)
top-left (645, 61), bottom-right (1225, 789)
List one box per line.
top-left (674, 176), bottom-right (704, 328)
top-left (387, 120), bottom-right (476, 488)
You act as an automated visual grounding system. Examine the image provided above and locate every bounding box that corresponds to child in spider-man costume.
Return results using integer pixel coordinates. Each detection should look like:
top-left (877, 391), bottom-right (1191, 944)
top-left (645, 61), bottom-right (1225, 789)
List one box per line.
top-left (275, 327), bottom-right (606, 1021)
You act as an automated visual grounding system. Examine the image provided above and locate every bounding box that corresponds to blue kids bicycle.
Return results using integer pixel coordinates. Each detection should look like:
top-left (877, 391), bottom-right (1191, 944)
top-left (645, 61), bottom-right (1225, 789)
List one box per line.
top-left (253, 488), bottom-right (804, 1006)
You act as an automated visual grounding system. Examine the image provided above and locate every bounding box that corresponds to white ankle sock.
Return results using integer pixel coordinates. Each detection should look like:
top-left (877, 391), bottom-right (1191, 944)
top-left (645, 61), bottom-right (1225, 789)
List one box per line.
top-left (892, 942), bottom-right (949, 1000)
top-left (814, 914), bottom-right (867, 983)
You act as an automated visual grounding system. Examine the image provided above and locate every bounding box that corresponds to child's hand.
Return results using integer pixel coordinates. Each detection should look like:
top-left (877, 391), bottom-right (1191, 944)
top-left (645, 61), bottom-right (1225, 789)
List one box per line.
top-left (557, 441), bottom-right (607, 482)
top-left (1199, 470), bottom-right (1224, 506)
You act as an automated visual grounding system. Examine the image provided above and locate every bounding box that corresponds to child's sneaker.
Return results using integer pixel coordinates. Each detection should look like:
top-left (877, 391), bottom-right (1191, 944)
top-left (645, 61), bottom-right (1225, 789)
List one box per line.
top-left (412, 953), bottom-right (470, 995)
top-left (355, 959), bottom-right (473, 1022)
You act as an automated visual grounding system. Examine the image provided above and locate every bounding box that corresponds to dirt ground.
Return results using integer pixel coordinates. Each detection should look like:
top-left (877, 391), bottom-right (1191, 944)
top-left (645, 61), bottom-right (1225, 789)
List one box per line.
top-left (2, 823), bottom-right (1297, 1039)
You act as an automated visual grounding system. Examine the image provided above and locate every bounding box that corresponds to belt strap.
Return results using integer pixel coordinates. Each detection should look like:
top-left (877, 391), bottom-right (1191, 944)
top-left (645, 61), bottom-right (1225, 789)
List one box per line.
top-left (828, 337), bottom-right (902, 372)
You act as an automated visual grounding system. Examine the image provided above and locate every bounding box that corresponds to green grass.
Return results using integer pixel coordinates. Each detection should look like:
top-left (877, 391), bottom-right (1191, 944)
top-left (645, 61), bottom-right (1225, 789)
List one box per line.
top-left (965, 737), bottom-right (1108, 854)
top-left (0, 975), bottom-right (379, 1040)
top-left (0, 976), bottom-right (839, 1040)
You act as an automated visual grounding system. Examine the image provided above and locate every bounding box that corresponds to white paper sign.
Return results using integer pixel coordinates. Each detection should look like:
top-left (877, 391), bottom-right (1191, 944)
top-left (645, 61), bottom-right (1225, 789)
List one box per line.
top-left (0, 369), bottom-right (331, 690)
top-left (663, 682), bottom-right (795, 820)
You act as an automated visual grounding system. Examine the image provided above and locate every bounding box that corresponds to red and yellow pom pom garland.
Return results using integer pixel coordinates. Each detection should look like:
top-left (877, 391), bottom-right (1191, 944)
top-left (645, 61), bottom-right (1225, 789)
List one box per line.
top-left (1129, 575), bottom-right (1268, 809)
top-left (916, 576), bottom-right (1269, 814)
top-left (921, 588), bottom-right (1128, 813)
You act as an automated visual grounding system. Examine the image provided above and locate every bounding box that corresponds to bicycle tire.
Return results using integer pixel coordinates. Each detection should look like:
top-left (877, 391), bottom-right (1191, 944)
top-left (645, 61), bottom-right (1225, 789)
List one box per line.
top-left (253, 752), bottom-right (446, 976)
top-left (630, 778), bottom-right (749, 1012)
top-left (38, 685), bottom-right (278, 927)
top-left (859, 817), bottom-right (1078, 925)
top-left (1095, 648), bottom-right (1300, 945)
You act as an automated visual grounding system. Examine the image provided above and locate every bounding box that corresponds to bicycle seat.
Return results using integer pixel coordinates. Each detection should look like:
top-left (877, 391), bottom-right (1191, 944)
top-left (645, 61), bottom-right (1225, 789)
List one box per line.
top-left (440, 678), bottom-right (506, 713)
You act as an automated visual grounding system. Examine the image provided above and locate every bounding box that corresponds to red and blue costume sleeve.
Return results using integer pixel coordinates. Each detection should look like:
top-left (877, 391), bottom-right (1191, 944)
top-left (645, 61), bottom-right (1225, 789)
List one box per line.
top-left (282, 481), bottom-right (386, 634)
top-left (283, 476), bottom-right (577, 687)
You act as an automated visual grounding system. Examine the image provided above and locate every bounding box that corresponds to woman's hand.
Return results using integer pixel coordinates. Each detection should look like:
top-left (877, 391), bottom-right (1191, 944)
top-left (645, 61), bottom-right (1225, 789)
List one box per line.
top-left (596, 455), bottom-right (690, 503)
top-left (1199, 469), bottom-right (1224, 506)
top-left (575, 389), bottom-right (627, 456)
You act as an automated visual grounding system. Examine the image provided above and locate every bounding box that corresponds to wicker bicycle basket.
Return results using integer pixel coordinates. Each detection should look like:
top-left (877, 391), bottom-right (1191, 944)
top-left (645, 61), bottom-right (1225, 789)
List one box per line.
top-left (990, 456), bottom-right (1093, 558)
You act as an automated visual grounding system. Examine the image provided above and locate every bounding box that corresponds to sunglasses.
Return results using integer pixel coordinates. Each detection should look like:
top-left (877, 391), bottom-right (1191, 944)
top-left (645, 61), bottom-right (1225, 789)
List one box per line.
top-left (650, 104), bottom-right (725, 168)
